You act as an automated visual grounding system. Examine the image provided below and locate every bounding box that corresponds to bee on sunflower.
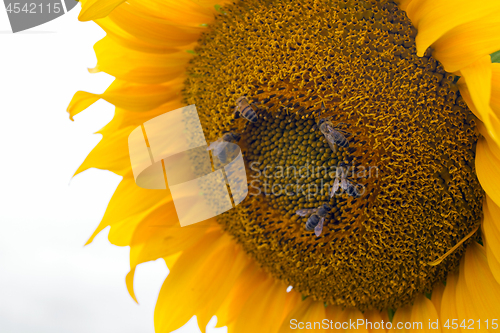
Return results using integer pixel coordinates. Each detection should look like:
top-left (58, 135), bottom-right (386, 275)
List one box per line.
top-left (69, 0), bottom-right (500, 331)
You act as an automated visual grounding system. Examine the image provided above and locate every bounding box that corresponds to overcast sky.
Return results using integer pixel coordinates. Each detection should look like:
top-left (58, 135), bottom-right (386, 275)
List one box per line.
top-left (0, 6), bottom-right (225, 333)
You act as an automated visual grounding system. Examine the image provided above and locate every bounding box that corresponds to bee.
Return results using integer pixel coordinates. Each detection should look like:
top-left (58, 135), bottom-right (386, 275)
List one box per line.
top-left (296, 203), bottom-right (332, 236)
top-left (207, 132), bottom-right (241, 163)
top-left (330, 165), bottom-right (362, 198)
top-left (233, 96), bottom-right (258, 123)
top-left (318, 119), bottom-right (350, 153)
top-left (316, 102), bottom-right (350, 153)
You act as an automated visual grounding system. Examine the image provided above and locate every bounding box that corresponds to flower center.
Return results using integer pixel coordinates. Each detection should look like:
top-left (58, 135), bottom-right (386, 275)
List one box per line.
top-left (182, 0), bottom-right (484, 310)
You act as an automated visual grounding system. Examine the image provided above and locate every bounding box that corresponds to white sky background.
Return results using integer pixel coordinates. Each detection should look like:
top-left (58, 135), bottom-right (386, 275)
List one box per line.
top-left (0, 5), bottom-right (225, 333)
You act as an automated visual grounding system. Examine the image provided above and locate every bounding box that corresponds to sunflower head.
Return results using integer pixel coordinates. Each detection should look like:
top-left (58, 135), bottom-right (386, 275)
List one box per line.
top-left (71, 0), bottom-right (500, 330)
top-left (182, 0), bottom-right (484, 310)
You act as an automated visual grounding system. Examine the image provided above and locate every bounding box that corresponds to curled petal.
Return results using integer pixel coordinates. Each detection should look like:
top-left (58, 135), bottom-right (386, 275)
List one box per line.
top-left (78, 0), bottom-right (126, 21)
top-left (440, 272), bottom-right (459, 332)
top-left (67, 79), bottom-right (184, 119)
top-left (85, 174), bottom-right (171, 246)
top-left (456, 242), bottom-right (500, 326)
top-left (278, 298), bottom-right (327, 333)
top-left (388, 305), bottom-right (412, 333)
top-left (410, 294), bottom-right (441, 333)
top-left (482, 197), bottom-right (500, 284)
top-left (92, 37), bottom-right (192, 84)
top-left (154, 233), bottom-right (246, 333)
top-left (460, 57), bottom-right (500, 143)
top-left (363, 309), bottom-right (388, 333)
top-left (430, 282), bottom-right (445, 318)
top-left (410, 0), bottom-right (500, 57)
top-left (433, 13), bottom-right (500, 72)
top-left (476, 137), bottom-right (500, 209)
top-left (214, 262), bottom-right (269, 327)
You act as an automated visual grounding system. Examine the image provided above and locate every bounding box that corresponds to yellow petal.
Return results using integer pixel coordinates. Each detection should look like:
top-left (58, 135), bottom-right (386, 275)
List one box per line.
top-left (74, 125), bottom-right (134, 176)
top-left (74, 98), bottom-right (185, 176)
top-left (234, 280), bottom-right (300, 333)
top-left (457, 78), bottom-right (482, 120)
top-left (214, 262), bottom-right (269, 327)
top-left (112, 100), bottom-right (186, 130)
top-left (455, 263), bottom-right (478, 333)
top-left (345, 308), bottom-right (368, 333)
top-left (397, 0), bottom-right (417, 12)
top-left (195, 248), bottom-right (250, 332)
top-left (324, 305), bottom-right (351, 332)
top-left (477, 120), bottom-right (500, 161)
top-left (78, 0), bottom-right (126, 21)
top-left (410, 294), bottom-right (441, 333)
top-left (125, 268), bottom-right (138, 303)
top-left (363, 309), bottom-right (389, 333)
top-left (128, 206), bottom-right (214, 279)
top-left (85, 174), bottom-right (171, 246)
top-left (95, 16), bottom-right (187, 54)
top-left (433, 13), bottom-right (500, 72)
top-left (125, 252), bottom-right (180, 304)
top-left (278, 298), bottom-right (327, 333)
top-left (483, 196), bottom-right (500, 284)
top-left (455, 255), bottom-right (487, 333)
top-left (67, 91), bottom-right (100, 121)
top-left (485, 243), bottom-right (500, 287)
top-left (440, 271), bottom-right (460, 332)
top-left (458, 242), bottom-right (500, 327)
top-left (127, 0), bottom-right (217, 27)
top-left (412, 0), bottom-right (500, 57)
top-left (430, 282), bottom-right (445, 318)
top-left (155, 232), bottom-right (223, 332)
top-left (491, 63), bottom-right (500, 116)
top-left (460, 57), bottom-right (500, 144)
top-left (154, 232), bottom-right (246, 333)
top-left (67, 79), bottom-right (184, 119)
top-left (107, 3), bottom-right (203, 48)
top-left (476, 137), bottom-right (500, 209)
top-left (92, 37), bottom-right (192, 84)
top-left (404, 0), bottom-right (445, 30)
top-left (162, 252), bottom-right (181, 269)
top-left (388, 305), bottom-right (412, 333)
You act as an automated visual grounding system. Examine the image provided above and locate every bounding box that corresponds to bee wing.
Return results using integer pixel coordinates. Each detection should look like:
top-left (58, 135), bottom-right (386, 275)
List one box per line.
top-left (320, 122), bottom-right (337, 136)
top-left (251, 102), bottom-right (261, 110)
top-left (314, 217), bottom-right (324, 237)
top-left (341, 177), bottom-right (348, 191)
top-left (323, 133), bottom-right (338, 153)
top-left (331, 178), bottom-right (340, 197)
top-left (296, 208), bottom-right (317, 217)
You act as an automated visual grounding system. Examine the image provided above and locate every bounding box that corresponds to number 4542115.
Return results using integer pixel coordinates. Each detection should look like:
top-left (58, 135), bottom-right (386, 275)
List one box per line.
top-left (6, 3), bottom-right (61, 14)
top-left (444, 319), bottom-right (498, 330)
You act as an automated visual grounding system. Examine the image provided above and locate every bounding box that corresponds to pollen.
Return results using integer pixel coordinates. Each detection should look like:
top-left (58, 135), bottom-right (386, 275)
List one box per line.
top-left (182, 0), bottom-right (484, 311)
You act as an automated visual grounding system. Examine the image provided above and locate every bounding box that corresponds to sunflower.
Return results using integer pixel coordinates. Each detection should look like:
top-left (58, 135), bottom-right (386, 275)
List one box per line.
top-left (69, 0), bottom-right (500, 331)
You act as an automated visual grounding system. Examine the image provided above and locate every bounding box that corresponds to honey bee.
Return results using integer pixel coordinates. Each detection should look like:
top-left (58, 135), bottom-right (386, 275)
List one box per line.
top-left (296, 203), bottom-right (332, 236)
top-left (207, 132), bottom-right (241, 163)
top-left (233, 96), bottom-right (258, 123)
top-left (318, 119), bottom-right (350, 153)
top-left (330, 165), bottom-right (362, 198)
top-left (316, 102), bottom-right (350, 152)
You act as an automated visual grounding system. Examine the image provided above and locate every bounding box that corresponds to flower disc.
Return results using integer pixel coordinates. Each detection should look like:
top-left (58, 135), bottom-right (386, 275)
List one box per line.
top-left (183, 0), bottom-right (484, 310)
